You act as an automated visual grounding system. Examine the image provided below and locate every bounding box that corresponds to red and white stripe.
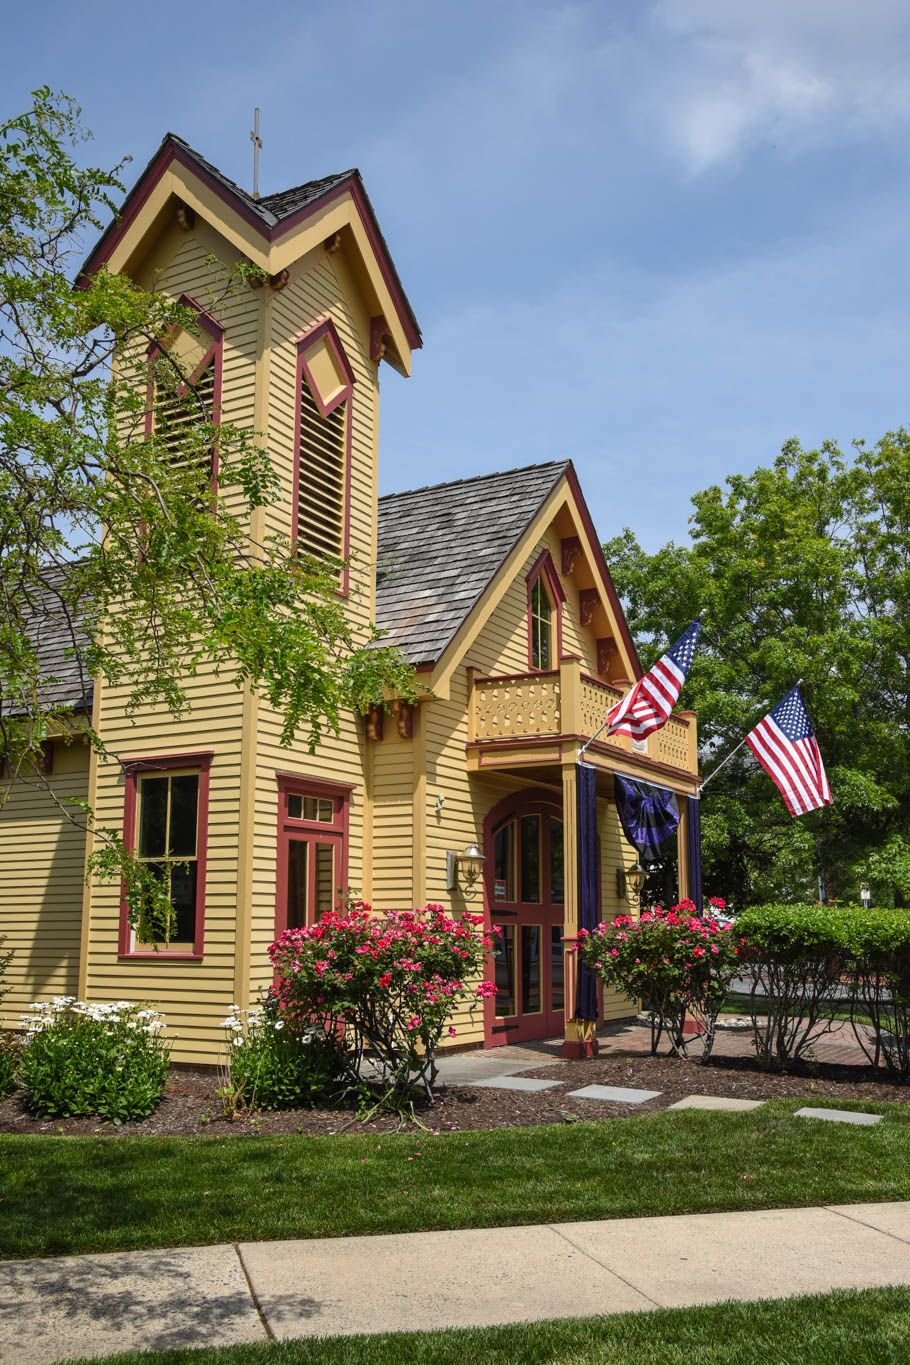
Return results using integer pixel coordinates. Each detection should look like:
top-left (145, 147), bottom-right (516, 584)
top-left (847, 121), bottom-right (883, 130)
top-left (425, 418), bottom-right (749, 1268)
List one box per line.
top-left (606, 653), bottom-right (686, 740)
top-left (746, 717), bottom-right (832, 817)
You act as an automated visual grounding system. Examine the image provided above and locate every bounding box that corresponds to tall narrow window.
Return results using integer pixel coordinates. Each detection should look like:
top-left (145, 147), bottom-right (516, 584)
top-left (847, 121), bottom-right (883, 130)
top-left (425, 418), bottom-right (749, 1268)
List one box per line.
top-left (275, 774), bottom-right (351, 937)
top-left (530, 576), bottom-right (553, 670)
top-left (147, 296), bottom-right (222, 496)
top-left (296, 379), bottom-right (346, 558)
top-left (292, 320), bottom-right (355, 581)
top-left (526, 551), bottom-right (564, 671)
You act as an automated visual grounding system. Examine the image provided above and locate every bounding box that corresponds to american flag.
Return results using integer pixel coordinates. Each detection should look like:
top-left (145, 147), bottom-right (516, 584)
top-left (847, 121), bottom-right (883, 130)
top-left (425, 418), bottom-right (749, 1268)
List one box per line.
top-left (606, 619), bottom-right (701, 740)
top-left (746, 686), bottom-right (832, 817)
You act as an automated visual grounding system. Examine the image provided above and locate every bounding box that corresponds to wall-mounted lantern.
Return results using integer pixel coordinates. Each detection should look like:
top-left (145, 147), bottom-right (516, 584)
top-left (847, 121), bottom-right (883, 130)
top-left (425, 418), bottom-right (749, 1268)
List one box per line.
top-left (446, 840), bottom-right (486, 898)
top-left (616, 858), bottom-right (646, 902)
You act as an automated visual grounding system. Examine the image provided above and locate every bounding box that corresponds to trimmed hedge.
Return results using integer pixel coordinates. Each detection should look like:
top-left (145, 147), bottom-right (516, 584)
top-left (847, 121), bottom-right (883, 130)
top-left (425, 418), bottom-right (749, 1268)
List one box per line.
top-left (735, 904), bottom-right (910, 1075)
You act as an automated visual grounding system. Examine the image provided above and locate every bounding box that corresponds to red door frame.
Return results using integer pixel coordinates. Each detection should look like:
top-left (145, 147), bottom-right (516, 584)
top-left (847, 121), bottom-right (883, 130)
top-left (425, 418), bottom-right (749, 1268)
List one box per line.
top-left (482, 789), bottom-right (566, 1047)
top-left (274, 773), bottom-right (353, 938)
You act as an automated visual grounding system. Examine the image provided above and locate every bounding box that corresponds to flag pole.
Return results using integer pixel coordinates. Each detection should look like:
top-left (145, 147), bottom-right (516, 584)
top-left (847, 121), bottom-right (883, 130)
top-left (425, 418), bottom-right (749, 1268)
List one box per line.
top-left (698, 678), bottom-right (803, 798)
top-left (579, 609), bottom-right (706, 767)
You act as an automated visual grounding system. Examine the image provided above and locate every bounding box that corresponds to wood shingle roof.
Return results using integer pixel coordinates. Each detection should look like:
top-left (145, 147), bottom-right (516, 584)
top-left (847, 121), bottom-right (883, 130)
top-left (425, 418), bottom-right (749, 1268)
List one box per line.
top-left (375, 460), bottom-right (570, 666)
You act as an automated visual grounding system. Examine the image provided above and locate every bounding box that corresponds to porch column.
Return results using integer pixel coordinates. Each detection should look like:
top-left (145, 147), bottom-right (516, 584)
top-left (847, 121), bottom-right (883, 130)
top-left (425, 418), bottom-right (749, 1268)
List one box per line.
top-left (561, 758), bottom-right (598, 1059)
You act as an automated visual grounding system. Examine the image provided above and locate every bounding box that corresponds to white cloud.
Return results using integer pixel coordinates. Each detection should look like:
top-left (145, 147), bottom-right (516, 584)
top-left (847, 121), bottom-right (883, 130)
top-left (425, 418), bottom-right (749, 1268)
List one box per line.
top-left (649, 0), bottom-right (910, 171)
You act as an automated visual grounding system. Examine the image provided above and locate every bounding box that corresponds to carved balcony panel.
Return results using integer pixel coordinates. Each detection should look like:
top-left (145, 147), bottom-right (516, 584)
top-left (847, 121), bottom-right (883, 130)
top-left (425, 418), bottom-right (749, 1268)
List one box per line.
top-left (653, 714), bottom-right (691, 770)
top-left (472, 671), bottom-right (562, 741)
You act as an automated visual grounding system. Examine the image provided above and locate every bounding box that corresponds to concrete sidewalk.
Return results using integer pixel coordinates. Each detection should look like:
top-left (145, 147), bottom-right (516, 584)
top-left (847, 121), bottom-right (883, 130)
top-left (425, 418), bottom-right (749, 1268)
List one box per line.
top-left (4, 1202), bottom-right (910, 1364)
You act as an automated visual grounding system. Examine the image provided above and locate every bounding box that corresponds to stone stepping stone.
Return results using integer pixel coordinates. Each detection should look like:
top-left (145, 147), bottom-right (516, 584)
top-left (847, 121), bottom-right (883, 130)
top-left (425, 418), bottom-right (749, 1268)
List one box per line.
top-left (794, 1106), bottom-right (882, 1127)
top-left (468, 1076), bottom-right (564, 1093)
top-left (668, 1095), bottom-right (765, 1112)
top-left (567, 1084), bottom-right (662, 1105)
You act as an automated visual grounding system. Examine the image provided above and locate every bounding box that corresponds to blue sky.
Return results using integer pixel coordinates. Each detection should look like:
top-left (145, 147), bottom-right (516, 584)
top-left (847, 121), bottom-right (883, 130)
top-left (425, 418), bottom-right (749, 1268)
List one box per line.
top-left (7, 0), bottom-right (910, 549)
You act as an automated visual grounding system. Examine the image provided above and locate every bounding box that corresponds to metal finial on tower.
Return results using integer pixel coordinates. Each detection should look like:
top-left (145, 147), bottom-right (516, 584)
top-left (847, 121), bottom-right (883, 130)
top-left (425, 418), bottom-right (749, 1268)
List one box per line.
top-left (250, 108), bottom-right (262, 200)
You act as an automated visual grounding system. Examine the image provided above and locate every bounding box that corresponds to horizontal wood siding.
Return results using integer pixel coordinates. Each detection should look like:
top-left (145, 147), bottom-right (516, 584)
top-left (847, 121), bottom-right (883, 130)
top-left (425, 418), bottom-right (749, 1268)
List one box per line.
top-left (0, 743), bottom-right (89, 1026)
top-left (248, 248), bottom-right (377, 1008)
top-left (84, 229), bottom-right (260, 1064)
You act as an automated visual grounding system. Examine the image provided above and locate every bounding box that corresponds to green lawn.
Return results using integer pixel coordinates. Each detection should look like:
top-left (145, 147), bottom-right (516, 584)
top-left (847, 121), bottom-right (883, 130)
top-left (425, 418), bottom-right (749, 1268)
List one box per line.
top-left (59, 1287), bottom-right (910, 1365)
top-left (3, 1098), bottom-right (909, 1260)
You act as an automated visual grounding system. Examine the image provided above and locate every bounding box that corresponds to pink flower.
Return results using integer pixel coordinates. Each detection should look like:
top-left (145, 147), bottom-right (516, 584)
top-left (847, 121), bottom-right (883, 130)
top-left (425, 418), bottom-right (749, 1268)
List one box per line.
top-left (449, 1026), bottom-right (457, 1037)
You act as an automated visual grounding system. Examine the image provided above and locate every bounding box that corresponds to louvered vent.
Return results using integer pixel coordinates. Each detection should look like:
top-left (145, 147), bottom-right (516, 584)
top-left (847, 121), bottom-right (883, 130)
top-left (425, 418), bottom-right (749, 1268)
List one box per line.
top-left (155, 358), bottom-right (216, 485)
top-left (297, 379), bottom-right (345, 558)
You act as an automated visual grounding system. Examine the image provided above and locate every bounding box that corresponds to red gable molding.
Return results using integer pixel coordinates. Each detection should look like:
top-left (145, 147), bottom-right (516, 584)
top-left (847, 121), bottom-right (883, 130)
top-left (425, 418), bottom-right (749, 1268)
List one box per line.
top-left (76, 137), bottom-right (421, 353)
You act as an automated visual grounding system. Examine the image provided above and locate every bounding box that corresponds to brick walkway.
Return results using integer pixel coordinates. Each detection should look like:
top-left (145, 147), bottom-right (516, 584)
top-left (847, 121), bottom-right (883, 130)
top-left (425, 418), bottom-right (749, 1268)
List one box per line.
top-left (598, 1016), bottom-right (870, 1066)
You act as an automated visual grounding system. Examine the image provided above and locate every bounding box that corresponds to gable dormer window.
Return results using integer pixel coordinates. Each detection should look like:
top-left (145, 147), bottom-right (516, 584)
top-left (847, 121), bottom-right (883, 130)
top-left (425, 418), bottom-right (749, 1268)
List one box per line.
top-left (147, 295), bottom-right (223, 493)
top-left (526, 551), bottom-right (565, 671)
top-left (292, 320), bottom-right (355, 585)
top-left (530, 576), bottom-right (553, 670)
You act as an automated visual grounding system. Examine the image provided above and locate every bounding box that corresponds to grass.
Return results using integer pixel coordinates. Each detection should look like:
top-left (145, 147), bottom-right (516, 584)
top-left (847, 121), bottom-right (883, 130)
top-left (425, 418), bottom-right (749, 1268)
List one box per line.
top-left (59, 1288), bottom-right (910, 1364)
top-left (720, 991), bottom-right (872, 1025)
top-left (3, 1097), bottom-right (910, 1260)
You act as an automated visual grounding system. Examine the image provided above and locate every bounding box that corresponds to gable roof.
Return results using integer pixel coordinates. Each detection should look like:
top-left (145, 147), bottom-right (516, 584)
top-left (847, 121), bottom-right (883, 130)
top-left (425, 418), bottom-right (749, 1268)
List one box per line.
top-left (375, 461), bottom-right (570, 667)
top-left (77, 132), bottom-right (421, 350)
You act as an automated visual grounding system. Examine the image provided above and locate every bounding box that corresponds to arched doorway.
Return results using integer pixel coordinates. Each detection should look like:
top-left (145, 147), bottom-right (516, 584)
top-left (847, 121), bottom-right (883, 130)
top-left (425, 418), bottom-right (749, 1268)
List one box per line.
top-left (483, 790), bottom-right (565, 1045)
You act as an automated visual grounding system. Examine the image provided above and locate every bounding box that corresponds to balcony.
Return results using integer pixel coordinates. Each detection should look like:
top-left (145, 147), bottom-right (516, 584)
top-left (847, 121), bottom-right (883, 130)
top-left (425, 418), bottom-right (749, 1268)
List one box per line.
top-left (467, 657), bottom-right (698, 784)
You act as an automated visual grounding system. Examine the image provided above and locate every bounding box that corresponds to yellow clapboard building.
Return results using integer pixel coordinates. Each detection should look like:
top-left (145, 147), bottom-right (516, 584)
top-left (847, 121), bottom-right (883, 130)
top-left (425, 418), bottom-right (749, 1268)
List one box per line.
top-left (0, 136), bottom-right (700, 1064)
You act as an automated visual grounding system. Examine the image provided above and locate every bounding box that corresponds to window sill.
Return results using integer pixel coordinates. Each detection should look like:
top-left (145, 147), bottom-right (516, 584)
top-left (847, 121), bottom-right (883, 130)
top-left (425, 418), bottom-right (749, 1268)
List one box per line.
top-left (119, 950), bottom-right (204, 961)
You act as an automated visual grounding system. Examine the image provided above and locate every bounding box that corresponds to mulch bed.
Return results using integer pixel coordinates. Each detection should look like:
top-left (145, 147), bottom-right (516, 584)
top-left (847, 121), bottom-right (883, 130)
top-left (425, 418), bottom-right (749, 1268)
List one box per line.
top-left (2, 1046), bottom-right (908, 1138)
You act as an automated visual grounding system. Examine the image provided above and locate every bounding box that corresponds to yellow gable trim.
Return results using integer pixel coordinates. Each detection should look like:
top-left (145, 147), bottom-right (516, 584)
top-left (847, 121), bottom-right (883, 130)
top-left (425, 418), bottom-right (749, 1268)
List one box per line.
top-left (426, 476), bottom-right (639, 698)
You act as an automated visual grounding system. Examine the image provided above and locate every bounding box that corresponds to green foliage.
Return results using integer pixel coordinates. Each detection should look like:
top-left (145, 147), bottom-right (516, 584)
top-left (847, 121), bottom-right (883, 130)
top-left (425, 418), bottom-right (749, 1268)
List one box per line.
top-left (0, 1031), bottom-right (21, 1099)
top-left (0, 91), bottom-right (416, 930)
top-left (218, 1003), bottom-right (348, 1114)
top-left (603, 434), bottom-right (910, 906)
top-left (19, 999), bottom-right (170, 1122)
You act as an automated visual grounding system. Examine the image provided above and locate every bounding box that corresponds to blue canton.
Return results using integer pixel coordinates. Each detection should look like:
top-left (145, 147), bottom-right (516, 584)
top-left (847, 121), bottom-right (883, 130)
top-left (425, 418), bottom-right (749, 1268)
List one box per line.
top-left (666, 619), bottom-right (701, 673)
top-left (770, 687), bottom-right (813, 740)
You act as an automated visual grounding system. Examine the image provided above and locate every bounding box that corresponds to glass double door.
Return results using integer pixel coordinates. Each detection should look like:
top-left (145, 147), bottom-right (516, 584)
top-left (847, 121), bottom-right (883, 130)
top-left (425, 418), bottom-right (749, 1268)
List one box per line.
top-left (489, 805), bottom-right (565, 1043)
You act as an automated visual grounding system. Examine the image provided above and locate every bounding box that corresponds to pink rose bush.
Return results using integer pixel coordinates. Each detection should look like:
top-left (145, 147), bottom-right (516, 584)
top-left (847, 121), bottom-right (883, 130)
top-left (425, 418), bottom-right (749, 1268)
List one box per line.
top-left (269, 900), bottom-right (496, 1106)
top-left (576, 899), bottom-right (743, 1060)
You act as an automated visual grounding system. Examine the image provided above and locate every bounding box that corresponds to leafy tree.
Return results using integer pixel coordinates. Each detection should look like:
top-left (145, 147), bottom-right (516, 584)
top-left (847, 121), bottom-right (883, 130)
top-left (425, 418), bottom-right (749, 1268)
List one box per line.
top-left (603, 434), bottom-right (910, 907)
top-left (0, 91), bottom-right (415, 934)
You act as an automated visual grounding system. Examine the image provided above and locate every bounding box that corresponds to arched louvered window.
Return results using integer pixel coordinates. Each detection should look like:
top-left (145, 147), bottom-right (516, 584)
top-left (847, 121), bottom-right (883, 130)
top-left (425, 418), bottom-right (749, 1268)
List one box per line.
top-left (146, 296), bottom-right (223, 493)
top-left (292, 320), bottom-right (355, 586)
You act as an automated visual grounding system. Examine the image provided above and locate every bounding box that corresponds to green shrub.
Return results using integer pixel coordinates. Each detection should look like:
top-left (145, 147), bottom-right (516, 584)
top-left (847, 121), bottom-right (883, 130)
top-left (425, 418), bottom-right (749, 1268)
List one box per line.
top-left (19, 999), bottom-right (170, 1122)
top-left (839, 906), bottom-right (910, 1078)
top-left (0, 1030), bottom-right (21, 1098)
top-left (218, 1002), bottom-right (348, 1114)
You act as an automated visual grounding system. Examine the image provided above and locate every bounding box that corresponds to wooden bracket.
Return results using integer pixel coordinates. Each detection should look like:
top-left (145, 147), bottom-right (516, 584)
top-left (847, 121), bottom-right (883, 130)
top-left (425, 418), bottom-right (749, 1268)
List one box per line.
top-left (324, 231), bottom-right (343, 254)
top-left (365, 705), bottom-right (384, 741)
top-left (393, 700), bottom-right (414, 739)
top-left (578, 588), bottom-right (599, 628)
top-left (175, 201), bottom-right (196, 231)
top-left (561, 536), bottom-right (582, 576)
top-left (597, 636), bottom-right (619, 678)
top-left (268, 269), bottom-right (290, 292)
top-left (370, 315), bottom-right (393, 363)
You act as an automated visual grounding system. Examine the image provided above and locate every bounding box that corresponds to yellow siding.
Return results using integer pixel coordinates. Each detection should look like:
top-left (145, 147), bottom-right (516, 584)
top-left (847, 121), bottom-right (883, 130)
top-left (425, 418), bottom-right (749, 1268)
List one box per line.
top-left (0, 743), bottom-right (89, 1027)
top-left (83, 226), bottom-right (260, 1064)
top-left (247, 245), bottom-right (378, 1008)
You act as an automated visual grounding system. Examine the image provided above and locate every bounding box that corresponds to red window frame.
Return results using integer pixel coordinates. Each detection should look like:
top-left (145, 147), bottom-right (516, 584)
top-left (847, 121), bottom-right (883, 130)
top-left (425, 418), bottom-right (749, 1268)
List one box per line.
top-left (291, 318), bottom-right (356, 596)
top-left (118, 750), bottom-right (213, 959)
top-left (526, 550), bottom-right (565, 671)
top-left (146, 293), bottom-right (224, 493)
top-left (274, 772), bottom-right (353, 938)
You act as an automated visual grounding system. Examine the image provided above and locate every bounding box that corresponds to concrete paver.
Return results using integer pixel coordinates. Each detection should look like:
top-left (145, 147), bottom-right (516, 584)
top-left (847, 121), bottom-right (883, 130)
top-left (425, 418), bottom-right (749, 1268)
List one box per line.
top-left (0, 1243), bottom-right (264, 1365)
top-left (552, 1205), bottom-right (910, 1309)
top-left (668, 1095), bottom-right (766, 1112)
top-left (434, 1045), bottom-right (562, 1088)
top-left (468, 1076), bottom-right (564, 1093)
top-left (795, 1106), bottom-right (882, 1126)
top-left (240, 1225), bottom-right (653, 1339)
top-left (567, 1084), bottom-right (662, 1104)
top-left (6, 1201), bottom-right (910, 1363)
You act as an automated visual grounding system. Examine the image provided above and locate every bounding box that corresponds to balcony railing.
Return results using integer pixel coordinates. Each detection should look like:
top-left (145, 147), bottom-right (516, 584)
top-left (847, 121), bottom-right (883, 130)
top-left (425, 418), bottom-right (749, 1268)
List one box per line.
top-left (469, 658), bottom-right (697, 776)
